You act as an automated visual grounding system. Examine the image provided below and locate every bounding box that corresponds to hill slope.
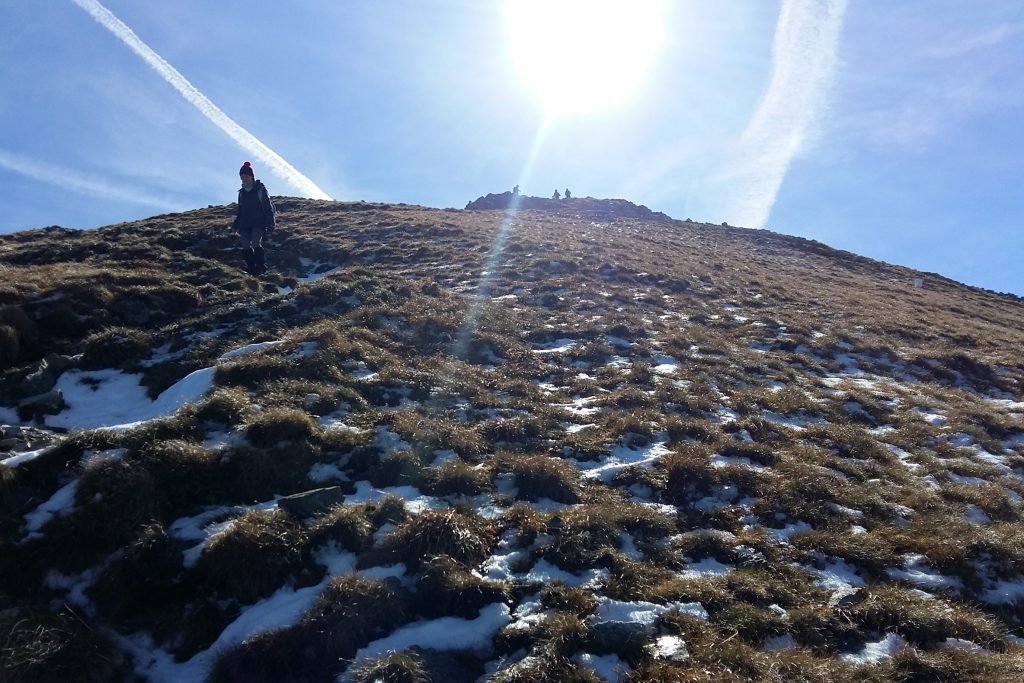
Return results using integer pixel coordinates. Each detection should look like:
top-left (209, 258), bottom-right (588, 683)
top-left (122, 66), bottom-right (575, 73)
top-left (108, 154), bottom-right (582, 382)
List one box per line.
top-left (1, 198), bottom-right (1023, 681)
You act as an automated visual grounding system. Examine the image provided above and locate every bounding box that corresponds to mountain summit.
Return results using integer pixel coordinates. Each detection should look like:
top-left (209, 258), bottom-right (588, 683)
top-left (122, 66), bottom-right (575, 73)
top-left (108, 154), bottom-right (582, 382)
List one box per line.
top-left (1, 198), bottom-right (1023, 681)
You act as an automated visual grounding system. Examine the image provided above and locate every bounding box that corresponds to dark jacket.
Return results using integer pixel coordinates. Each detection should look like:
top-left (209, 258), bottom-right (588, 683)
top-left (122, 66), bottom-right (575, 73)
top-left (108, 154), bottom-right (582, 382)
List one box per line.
top-left (232, 180), bottom-right (276, 233)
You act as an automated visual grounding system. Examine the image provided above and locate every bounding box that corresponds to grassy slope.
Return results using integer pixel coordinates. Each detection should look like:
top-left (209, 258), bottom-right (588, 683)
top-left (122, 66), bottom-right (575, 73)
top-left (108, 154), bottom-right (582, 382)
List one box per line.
top-left (1, 198), bottom-right (1023, 681)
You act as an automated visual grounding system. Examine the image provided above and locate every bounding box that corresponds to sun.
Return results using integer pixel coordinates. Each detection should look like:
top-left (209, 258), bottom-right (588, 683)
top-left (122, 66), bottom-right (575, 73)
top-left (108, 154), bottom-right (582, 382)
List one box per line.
top-left (506, 0), bottom-right (665, 115)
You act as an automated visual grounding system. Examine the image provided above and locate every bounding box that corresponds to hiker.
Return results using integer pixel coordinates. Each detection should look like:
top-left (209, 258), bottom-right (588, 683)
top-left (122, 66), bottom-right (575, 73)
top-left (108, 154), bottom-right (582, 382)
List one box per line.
top-left (552, 189), bottom-right (561, 200)
top-left (565, 188), bottom-right (572, 199)
top-left (512, 184), bottom-right (520, 197)
top-left (231, 161), bottom-right (276, 274)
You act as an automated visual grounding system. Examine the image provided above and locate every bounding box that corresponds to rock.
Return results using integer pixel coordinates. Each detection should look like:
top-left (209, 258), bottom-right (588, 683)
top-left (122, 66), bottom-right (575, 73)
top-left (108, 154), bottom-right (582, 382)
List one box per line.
top-left (18, 354), bottom-right (78, 396)
top-left (0, 425), bottom-right (62, 454)
top-left (650, 634), bottom-right (690, 664)
top-left (587, 619), bottom-right (657, 656)
top-left (735, 545), bottom-right (768, 568)
top-left (44, 353), bottom-right (78, 374)
top-left (465, 192), bottom-right (516, 210)
top-left (17, 389), bottom-right (65, 420)
top-left (277, 486), bottom-right (347, 519)
top-left (828, 586), bottom-right (867, 610)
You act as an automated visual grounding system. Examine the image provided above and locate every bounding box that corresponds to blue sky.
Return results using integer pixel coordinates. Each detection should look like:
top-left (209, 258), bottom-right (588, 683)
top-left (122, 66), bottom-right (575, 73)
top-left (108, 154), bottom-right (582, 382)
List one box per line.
top-left (2, 1), bottom-right (1022, 295)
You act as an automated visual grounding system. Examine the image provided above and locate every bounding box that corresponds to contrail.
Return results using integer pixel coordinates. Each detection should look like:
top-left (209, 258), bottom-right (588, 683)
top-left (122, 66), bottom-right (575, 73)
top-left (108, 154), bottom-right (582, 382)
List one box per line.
top-left (726, 0), bottom-right (847, 229)
top-left (0, 148), bottom-right (180, 212)
top-left (69, 0), bottom-right (332, 200)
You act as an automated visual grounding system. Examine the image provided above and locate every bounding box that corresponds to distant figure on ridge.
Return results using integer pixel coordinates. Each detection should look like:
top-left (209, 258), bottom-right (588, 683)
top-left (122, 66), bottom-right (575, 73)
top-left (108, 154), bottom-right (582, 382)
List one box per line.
top-left (552, 189), bottom-right (561, 200)
top-left (231, 161), bottom-right (276, 275)
top-left (512, 184), bottom-right (520, 197)
top-left (564, 188), bottom-right (572, 199)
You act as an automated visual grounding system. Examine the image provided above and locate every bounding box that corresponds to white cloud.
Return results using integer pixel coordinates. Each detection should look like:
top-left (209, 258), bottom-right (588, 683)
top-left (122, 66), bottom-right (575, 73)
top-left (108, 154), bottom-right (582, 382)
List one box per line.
top-left (721, 0), bottom-right (848, 229)
top-left (69, 0), bottom-right (332, 200)
top-left (0, 148), bottom-right (180, 211)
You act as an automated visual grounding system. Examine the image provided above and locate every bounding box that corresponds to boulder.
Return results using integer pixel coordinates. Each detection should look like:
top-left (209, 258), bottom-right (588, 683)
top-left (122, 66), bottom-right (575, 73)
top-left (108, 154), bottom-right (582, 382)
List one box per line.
top-left (18, 354), bottom-right (78, 396)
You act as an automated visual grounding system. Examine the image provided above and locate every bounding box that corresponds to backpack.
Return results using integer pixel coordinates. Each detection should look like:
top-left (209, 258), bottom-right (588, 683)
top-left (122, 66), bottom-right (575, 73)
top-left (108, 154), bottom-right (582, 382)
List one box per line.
top-left (257, 181), bottom-right (276, 231)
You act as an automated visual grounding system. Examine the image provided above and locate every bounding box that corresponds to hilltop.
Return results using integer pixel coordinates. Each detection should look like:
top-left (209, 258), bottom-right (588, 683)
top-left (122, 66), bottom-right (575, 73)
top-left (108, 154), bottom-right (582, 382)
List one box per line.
top-left (464, 192), bottom-right (673, 223)
top-left (1, 197), bottom-right (1023, 682)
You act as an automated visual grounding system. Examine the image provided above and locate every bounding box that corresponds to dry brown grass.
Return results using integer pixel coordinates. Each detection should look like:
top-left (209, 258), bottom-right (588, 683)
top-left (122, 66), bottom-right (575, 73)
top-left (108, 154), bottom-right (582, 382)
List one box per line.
top-left (2, 198), bottom-right (1023, 680)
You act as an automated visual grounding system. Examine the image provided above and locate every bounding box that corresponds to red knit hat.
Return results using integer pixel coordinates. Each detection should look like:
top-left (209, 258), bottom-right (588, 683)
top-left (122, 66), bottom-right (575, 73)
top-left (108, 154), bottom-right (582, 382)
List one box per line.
top-left (239, 161), bottom-right (255, 177)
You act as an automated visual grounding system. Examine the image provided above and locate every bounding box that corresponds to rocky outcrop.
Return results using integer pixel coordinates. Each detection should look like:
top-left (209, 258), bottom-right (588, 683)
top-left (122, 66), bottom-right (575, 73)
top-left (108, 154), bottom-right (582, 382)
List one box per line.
top-left (0, 425), bottom-right (61, 455)
top-left (465, 193), bottom-right (672, 222)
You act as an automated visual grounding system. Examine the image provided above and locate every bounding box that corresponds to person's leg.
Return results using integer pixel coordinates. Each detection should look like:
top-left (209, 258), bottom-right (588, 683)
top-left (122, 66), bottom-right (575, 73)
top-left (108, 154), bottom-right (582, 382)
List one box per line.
top-left (239, 228), bottom-right (256, 273)
top-left (251, 226), bottom-right (266, 273)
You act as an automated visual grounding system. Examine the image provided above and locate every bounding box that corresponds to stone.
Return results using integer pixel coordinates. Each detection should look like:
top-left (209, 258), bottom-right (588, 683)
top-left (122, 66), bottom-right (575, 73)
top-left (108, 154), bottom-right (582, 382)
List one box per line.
top-left (587, 619), bottom-right (657, 656)
top-left (18, 354), bottom-right (78, 396)
top-left (650, 634), bottom-right (690, 664)
top-left (828, 585), bottom-right (867, 610)
top-left (546, 515), bottom-right (565, 534)
top-left (18, 389), bottom-right (65, 419)
top-left (735, 544), bottom-right (768, 568)
top-left (0, 425), bottom-right (62, 454)
top-left (277, 486), bottom-right (347, 519)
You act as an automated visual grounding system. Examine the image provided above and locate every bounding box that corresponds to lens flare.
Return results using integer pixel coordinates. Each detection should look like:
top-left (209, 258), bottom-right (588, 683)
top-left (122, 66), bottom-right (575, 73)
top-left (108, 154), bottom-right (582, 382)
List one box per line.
top-left (506, 0), bottom-right (665, 114)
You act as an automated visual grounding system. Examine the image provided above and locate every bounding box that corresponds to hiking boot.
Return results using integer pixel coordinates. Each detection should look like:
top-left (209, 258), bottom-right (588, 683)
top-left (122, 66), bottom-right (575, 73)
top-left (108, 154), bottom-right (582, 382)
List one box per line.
top-left (243, 248), bottom-right (257, 274)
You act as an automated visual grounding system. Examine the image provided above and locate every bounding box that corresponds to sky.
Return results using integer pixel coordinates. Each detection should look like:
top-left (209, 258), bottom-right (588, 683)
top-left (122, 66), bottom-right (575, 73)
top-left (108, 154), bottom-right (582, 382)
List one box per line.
top-left (1, 0), bottom-right (1022, 296)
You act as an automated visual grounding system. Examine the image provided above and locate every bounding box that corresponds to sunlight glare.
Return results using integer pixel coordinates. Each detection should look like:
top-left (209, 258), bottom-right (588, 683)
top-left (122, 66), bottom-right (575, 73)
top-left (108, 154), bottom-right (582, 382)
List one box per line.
top-left (506, 0), bottom-right (665, 114)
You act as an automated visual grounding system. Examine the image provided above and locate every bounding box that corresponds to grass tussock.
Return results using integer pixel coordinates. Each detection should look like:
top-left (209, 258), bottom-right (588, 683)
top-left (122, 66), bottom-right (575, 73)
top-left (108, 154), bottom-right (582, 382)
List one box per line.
top-left (194, 386), bottom-right (254, 425)
top-left (220, 443), bottom-right (320, 502)
top-left (366, 448), bottom-right (426, 488)
top-left (190, 508), bottom-right (316, 604)
top-left (349, 650), bottom-right (429, 683)
top-left (422, 458), bottom-right (493, 497)
top-left (360, 508), bottom-right (496, 570)
top-left (86, 522), bottom-right (183, 635)
top-left (537, 503), bottom-right (676, 571)
top-left (209, 575), bottom-right (412, 683)
top-left (245, 406), bottom-right (320, 447)
top-left (133, 440), bottom-right (223, 514)
top-left (389, 408), bottom-right (488, 459)
top-left (849, 585), bottom-right (1007, 649)
top-left (0, 603), bottom-right (126, 683)
top-left (30, 455), bottom-right (162, 573)
top-left (308, 503), bottom-right (374, 552)
top-left (497, 451), bottom-right (582, 504)
top-left (0, 305), bottom-right (37, 369)
top-left (80, 326), bottom-right (153, 369)
top-left (415, 554), bottom-right (510, 618)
